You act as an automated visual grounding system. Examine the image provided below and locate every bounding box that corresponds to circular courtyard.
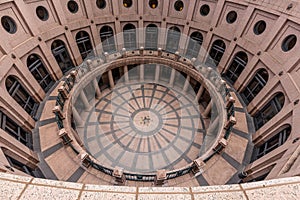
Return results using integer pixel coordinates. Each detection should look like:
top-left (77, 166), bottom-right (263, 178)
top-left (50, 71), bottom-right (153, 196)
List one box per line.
top-left (81, 82), bottom-right (206, 173)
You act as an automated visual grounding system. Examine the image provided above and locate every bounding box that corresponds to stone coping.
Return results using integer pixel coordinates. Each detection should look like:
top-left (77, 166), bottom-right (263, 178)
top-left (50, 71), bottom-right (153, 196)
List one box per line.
top-left (0, 172), bottom-right (299, 199)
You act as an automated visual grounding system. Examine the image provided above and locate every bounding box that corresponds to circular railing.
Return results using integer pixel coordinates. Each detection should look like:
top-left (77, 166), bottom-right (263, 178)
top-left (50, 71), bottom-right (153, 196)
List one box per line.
top-left (51, 49), bottom-right (237, 183)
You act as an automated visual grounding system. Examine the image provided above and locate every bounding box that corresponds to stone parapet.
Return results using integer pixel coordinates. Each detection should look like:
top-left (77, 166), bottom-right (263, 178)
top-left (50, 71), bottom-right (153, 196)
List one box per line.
top-left (0, 173), bottom-right (299, 199)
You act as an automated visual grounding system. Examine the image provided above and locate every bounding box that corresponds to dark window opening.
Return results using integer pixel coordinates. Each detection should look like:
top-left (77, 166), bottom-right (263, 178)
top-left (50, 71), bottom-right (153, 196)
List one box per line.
top-left (149, 0), bottom-right (158, 9)
top-left (123, 0), bottom-right (132, 8)
top-left (96, 0), bottom-right (106, 9)
top-left (123, 23), bottom-right (137, 50)
top-left (254, 92), bottom-right (285, 130)
top-left (224, 51), bottom-right (248, 83)
top-left (145, 24), bottom-right (158, 50)
top-left (241, 69), bottom-right (268, 105)
top-left (174, 0), bottom-right (184, 11)
top-left (67, 0), bottom-right (79, 13)
top-left (27, 54), bottom-right (54, 92)
top-left (36, 6), bottom-right (49, 21)
top-left (5, 76), bottom-right (39, 117)
top-left (0, 111), bottom-right (33, 149)
top-left (226, 11), bottom-right (237, 24)
top-left (206, 39), bottom-right (226, 67)
top-left (1, 16), bottom-right (17, 34)
top-left (76, 31), bottom-right (94, 60)
top-left (186, 31), bottom-right (203, 58)
top-left (5, 155), bottom-right (36, 177)
top-left (282, 34), bottom-right (297, 52)
top-left (252, 125), bottom-right (291, 161)
top-left (200, 4), bottom-right (210, 16)
top-left (112, 67), bottom-right (122, 84)
top-left (51, 40), bottom-right (74, 74)
top-left (166, 26), bottom-right (181, 53)
top-left (253, 20), bottom-right (266, 35)
top-left (100, 26), bottom-right (116, 53)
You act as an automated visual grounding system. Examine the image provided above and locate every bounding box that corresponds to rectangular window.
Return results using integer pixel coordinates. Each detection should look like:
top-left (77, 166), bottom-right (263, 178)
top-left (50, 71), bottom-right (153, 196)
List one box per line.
top-left (0, 111), bottom-right (32, 149)
top-left (253, 127), bottom-right (290, 160)
top-left (6, 155), bottom-right (35, 177)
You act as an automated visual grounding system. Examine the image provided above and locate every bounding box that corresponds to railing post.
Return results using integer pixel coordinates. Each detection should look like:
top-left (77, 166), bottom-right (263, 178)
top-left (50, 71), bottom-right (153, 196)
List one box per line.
top-left (192, 158), bottom-right (206, 175)
top-left (113, 167), bottom-right (126, 185)
top-left (81, 153), bottom-right (91, 168)
top-left (139, 46), bottom-right (144, 56)
top-left (154, 169), bottom-right (166, 186)
top-left (158, 48), bottom-right (162, 57)
top-left (52, 106), bottom-right (64, 119)
top-left (122, 48), bottom-right (127, 58)
top-left (213, 138), bottom-right (228, 153)
top-left (58, 85), bottom-right (68, 100)
top-left (104, 52), bottom-right (109, 63)
top-left (224, 116), bottom-right (237, 130)
top-left (226, 96), bottom-right (235, 108)
top-left (58, 128), bottom-right (72, 144)
top-left (174, 51), bottom-right (180, 61)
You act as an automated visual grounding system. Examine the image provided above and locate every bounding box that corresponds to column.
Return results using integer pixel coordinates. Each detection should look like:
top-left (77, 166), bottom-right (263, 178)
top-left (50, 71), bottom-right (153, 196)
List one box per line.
top-left (80, 91), bottom-right (90, 110)
top-left (203, 100), bottom-right (212, 118)
top-left (169, 69), bottom-right (176, 86)
top-left (183, 76), bottom-right (191, 92)
top-left (124, 66), bottom-right (129, 83)
top-left (155, 64), bottom-right (160, 82)
top-left (72, 107), bottom-right (84, 126)
top-left (108, 70), bottom-right (115, 88)
top-left (93, 79), bottom-right (101, 99)
top-left (140, 64), bottom-right (144, 81)
top-left (195, 85), bottom-right (204, 102)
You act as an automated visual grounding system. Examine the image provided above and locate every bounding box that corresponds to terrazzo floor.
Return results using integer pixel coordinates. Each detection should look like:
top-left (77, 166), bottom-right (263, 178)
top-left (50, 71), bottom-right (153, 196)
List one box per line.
top-left (80, 83), bottom-right (206, 173)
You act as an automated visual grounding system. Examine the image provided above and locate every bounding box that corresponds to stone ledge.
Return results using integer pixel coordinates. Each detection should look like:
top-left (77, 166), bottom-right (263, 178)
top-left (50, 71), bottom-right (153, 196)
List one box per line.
top-left (0, 173), bottom-right (299, 199)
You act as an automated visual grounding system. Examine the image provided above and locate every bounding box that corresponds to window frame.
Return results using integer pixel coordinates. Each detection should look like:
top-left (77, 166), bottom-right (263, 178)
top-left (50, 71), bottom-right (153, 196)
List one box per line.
top-left (6, 76), bottom-right (39, 117)
top-left (0, 111), bottom-right (32, 149)
top-left (75, 31), bottom-right (94, 60)
top-left (253, 93), bottom-right (285, 130)
top-left (254, 126), bottom-right (291, 160)
top-left (100, 26), bottom-right (116, 53)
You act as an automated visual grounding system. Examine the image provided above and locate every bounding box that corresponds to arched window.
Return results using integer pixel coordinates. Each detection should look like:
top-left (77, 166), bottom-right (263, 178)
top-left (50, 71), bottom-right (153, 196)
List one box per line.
top-left (123, 23), bottom-right (137, 50)
top-left (186, 31), bottom-right (203, 58)
top-left (100, 26), bottom-right (116, 53)
top-left (75, 31), bottom-right (93, 60)
top-left (27, 54), bottom-right (54, 92)
top-left (224, 51), bottom-right (248, 83)
top-left (241, 69), bottom-right (269, 105)
top-left (51, 40), bottom-right (74, 74)
top-left (145, 24), bottom-right (158, 50)
top-left (252, 125), bottom-right (291, 161)
top-left (5, 76), bottom-right (39, 117)
top-left (166, 26), bottom-right (181, 53)
top-left (0, 111), bottom-right (32, 149)
top-left (206, 39), bottom-right (226, 67)
top-left (254, 92), bottom-right (285, 130)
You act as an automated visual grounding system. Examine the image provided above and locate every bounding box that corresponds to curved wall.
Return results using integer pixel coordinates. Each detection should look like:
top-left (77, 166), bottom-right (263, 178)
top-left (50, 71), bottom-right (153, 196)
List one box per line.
top-left (0, 0), bottom-right (300, 184)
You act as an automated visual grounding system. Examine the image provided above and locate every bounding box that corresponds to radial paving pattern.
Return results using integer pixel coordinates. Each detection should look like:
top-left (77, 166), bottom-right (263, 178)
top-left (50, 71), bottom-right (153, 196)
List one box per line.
top-left (81, 83), bottom-right (206, 173)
